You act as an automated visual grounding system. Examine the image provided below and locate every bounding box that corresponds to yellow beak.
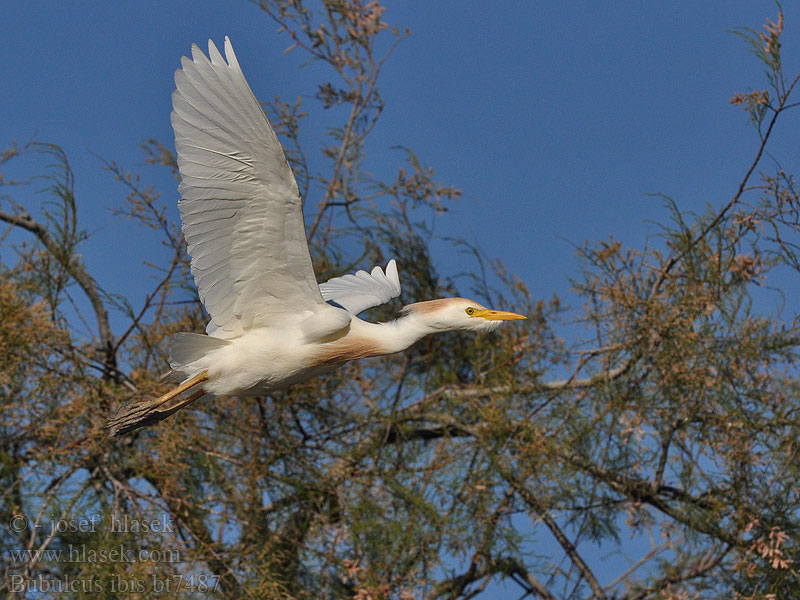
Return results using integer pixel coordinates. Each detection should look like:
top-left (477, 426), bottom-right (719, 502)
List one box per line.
top-left (475, 308), bottom-right (527, 321)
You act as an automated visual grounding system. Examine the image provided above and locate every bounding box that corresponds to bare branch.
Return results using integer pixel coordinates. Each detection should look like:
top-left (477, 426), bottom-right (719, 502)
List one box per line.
top-left (425, 555), bottom-right (556, 600)
top-left (511, 480), bottom-right (607, 600)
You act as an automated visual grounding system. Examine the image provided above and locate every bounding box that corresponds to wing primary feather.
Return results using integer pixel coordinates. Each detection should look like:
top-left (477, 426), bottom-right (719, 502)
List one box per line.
top-left (172, 37), bottom-right (326, 338)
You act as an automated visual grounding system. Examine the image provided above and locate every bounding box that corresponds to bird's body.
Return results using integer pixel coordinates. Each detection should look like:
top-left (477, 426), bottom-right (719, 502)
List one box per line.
top-left (107, 38), bottom-right (525, 436)
top-left (170, 297), bottom-right (514, 398)
top-left (173, 315), bottom-right (390, 398)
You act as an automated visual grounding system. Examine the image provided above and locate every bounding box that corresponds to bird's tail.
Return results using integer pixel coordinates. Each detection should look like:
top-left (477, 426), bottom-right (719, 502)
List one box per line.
top-left (106, 370), bottom-right (209, 437)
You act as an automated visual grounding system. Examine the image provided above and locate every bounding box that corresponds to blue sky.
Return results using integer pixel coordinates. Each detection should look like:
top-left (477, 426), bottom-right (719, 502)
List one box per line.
top-left (4, 1), bottom-right (798, 331)
top-left (2, 1), bottom-right (799, 595)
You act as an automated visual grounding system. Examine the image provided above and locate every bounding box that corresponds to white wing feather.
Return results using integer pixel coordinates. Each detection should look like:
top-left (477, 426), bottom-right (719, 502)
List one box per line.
top-left (172, 37), bottom-right (330, 339)
top-left (319, 259), bottom-right (402, 315)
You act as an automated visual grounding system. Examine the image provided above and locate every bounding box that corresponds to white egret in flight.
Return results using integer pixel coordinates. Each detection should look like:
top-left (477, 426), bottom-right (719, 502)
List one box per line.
top-left (108, 38), bottom-right (526, 436)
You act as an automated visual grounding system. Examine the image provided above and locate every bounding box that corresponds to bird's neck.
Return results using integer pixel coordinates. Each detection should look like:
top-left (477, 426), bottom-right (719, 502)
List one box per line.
top-left (359, 310), bottom-right (440, 355)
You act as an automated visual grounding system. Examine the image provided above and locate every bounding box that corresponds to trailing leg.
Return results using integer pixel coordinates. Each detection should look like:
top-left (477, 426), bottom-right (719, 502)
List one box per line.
top-left (106, 371), bottom-right (209, 437)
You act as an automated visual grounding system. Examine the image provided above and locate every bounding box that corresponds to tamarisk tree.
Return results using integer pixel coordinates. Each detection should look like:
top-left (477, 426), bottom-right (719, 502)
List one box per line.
top-left (1, 3), bottom-right (798, 598)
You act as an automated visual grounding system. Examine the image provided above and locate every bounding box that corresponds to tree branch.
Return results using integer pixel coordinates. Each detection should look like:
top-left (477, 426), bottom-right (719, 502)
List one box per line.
top-left (560, 449), bottom-right (738, 546)
top-left (648, 71), bottom-right (800, 300)
top-left (620, 544), bottom-right (731, 600)
top-left (510, 480), bottom-right (608, 599)
top-left (425, 555), bottom-right (555, 600)
top-left (0, 206), bottom-right (117, 376)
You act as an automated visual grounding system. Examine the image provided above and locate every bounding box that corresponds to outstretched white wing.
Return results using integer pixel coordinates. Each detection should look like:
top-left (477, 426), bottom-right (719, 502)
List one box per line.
top-left (320, 259), bottom-right (402, 315)
top-left (172, 37), bottom-right (329, 339)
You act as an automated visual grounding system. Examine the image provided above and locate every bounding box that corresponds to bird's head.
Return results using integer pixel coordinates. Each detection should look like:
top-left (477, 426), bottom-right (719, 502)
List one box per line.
top-left (401, 297), bottom-right (527, 332)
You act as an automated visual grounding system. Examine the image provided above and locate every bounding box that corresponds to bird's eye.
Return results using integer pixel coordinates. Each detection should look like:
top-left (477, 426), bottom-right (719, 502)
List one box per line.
top-left (465, 307), bottom-right (476, 316)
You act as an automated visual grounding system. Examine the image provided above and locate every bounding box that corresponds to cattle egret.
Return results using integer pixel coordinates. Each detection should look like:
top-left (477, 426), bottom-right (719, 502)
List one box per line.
top-left (107, 38), bottom-right (526, 436)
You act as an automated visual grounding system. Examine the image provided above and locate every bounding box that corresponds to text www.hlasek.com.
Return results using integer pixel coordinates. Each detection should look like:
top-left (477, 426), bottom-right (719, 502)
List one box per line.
top-left (8, 513), bottom-right (219, 594)
top-left (9, 544), bottom-right (180, 564)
